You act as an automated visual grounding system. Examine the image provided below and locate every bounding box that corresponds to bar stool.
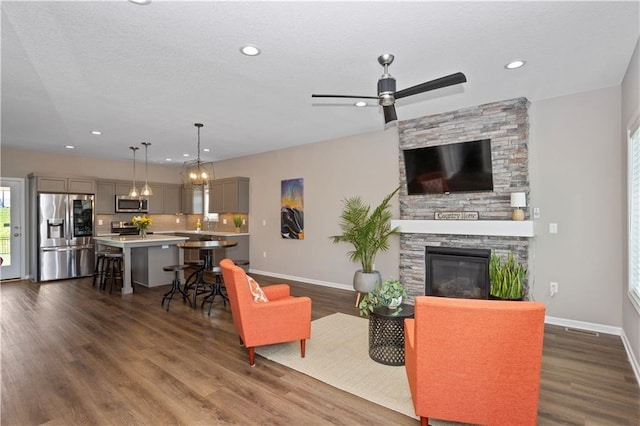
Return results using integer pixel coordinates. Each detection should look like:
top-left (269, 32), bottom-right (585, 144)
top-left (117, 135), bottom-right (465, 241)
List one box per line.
top-left (102, 252), bottom-right (124, 294)
top-left (92, 250), bottom-right (110, 288)
top-left (201, 266), bottom-right (228, 315)
top-left (161, 264), bottom-right (192, 311)
top-left (233, 259), bottom-right (250, 272)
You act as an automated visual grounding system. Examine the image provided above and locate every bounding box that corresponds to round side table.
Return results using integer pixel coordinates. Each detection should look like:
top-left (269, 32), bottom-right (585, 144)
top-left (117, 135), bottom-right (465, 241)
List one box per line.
top-left (368, 303), bottom-right (415, 366)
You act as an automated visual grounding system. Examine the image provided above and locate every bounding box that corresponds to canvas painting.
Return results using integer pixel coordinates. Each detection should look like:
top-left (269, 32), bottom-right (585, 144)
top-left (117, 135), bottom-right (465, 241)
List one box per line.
top-left (281, 178), bottom-right (304, 239)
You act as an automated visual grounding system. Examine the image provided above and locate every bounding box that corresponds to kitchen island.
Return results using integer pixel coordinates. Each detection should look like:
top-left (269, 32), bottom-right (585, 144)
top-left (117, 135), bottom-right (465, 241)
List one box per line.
top-left (94, 235), bottom-right (189, 295)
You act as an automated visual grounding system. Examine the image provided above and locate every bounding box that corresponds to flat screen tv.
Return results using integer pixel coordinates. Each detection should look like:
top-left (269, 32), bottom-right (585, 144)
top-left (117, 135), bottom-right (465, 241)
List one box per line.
top-left (404, 139), bottom-right (494, 195)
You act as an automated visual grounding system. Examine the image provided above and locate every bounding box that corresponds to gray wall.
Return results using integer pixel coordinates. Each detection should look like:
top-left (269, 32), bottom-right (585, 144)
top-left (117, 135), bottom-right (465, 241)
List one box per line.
top-left (621, 37), bottom-right (640, 374)
top-left (205, 128), bottom-right (402, 290)
top-left (529, 86), bottom-right (622, 327)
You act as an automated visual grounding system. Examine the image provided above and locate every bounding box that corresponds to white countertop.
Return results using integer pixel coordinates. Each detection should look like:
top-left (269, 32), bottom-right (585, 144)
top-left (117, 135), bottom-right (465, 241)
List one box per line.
top-left (96, 230), bottom-right (250, 237)
top-left (94, 235), bottom-right (189, 245)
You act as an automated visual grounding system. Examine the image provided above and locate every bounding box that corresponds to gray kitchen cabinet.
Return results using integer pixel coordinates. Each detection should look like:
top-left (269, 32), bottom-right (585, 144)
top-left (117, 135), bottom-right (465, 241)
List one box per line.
top-left (208, 177), bottom-right (249, 213)
top-left (31, 175), bottom-right (96, 194)
top-left (115, 182), bottom-right (131, 197)
top-left (96, 181), bottom-right (116, 214)
top-left (146, 183), bottom-right (164, 214)
top-left (182, 185), bottom-right (204, 214)
top-left (162, 184), bottom-right (182, 214)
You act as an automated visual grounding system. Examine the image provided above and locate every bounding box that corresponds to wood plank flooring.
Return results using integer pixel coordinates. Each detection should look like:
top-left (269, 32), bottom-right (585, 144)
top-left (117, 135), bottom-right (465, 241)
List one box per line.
top-left (1, 275), bottom-right (638, 425)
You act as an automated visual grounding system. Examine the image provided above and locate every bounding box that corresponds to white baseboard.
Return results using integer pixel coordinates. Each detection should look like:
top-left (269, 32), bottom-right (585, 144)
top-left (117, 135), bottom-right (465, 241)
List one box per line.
top-left (544, 315), bottom-right (622, 336)
top-left (248, 269), bottom-right (353, 292)
top-left (621, 330), bottom-right (640, 386)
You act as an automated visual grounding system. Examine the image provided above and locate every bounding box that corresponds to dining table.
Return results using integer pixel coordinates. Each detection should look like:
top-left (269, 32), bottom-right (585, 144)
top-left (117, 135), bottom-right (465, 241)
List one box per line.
top-left (177, 240), bottom-right (238, 309)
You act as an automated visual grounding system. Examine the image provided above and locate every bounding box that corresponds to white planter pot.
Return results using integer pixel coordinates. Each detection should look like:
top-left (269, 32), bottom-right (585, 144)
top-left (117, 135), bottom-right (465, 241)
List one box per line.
top-left (388, 296), bottom-right (403, 309)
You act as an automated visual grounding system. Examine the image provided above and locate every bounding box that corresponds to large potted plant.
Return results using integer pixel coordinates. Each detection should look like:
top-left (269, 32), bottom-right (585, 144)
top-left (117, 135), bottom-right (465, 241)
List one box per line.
top-left (489, 251), bottom-right (526, 300)
top-left (358, 279), bottom-right (407, 316)
top-left (331, 187), bottom-right (400, 303)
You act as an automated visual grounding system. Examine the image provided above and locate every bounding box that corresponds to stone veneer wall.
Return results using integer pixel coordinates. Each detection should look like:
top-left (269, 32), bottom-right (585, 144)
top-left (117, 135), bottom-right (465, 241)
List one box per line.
top-left (397, 97), bottom-right (531, 300)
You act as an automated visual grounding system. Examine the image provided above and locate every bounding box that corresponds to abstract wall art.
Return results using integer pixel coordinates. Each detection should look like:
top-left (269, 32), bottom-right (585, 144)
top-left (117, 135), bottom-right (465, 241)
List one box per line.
top-left (281, 178), bottom-right (304, 239)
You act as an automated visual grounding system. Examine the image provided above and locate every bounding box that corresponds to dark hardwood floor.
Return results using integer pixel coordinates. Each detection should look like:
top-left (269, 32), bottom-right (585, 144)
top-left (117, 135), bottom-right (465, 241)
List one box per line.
top-left (1, 275), bottom-right (638, 425)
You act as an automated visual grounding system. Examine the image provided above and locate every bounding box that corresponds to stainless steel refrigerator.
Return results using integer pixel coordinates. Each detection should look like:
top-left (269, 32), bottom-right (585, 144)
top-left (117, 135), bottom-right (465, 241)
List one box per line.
top-left (37, 193), bottom-right (95, 281)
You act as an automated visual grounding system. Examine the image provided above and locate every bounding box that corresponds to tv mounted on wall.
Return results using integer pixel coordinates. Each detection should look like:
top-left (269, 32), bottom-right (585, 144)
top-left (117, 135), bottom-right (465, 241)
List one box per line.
top-left (403, 139), bottom-right (494, 195)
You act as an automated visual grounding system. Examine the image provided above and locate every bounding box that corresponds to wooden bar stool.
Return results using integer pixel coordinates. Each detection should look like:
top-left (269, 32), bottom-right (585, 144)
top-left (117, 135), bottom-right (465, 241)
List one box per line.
top-left (161, 264), bottom-right (192, 311)
top-left (92, 251), bottom-right (110, 288)
top-left (102, 252), bottom-right (124, 294)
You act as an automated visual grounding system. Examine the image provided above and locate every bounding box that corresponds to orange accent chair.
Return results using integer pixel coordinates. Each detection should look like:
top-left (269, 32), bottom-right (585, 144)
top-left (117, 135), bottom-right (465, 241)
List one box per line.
top-left (219, 259), bottom-right (312, 366)
top-left (404, 296), bottom-right (546, 426)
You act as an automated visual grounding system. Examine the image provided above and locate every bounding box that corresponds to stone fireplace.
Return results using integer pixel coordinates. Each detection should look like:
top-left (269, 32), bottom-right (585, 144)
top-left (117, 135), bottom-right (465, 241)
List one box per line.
top-left (395, 97), bottom-right (532, 301)
top-left (425, 246), bottom-right (490, 299)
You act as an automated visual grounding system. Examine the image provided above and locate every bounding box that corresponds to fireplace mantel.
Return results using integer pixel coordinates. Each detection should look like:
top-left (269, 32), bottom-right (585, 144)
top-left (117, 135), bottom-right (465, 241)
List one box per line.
top-left (391, 220), bottom-right (535, 237)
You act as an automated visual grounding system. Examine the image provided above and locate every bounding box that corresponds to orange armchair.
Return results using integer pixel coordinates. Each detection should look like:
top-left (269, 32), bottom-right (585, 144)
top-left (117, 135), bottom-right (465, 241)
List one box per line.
top-left (219, 259), bottom-right (312, 366)
top-left (404, 296), bottom-right (546, 426)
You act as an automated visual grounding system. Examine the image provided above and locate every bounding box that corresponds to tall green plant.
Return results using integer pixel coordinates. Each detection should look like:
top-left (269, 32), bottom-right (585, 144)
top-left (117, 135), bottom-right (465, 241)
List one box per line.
top-left (489, 251), bottom-right (526, 299)
top-left (330, 187), bottom-right (400, 273)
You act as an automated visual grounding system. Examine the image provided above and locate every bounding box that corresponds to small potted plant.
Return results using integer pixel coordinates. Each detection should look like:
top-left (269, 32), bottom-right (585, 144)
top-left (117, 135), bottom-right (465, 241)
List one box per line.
top-left (489, 251), bottom-right (526, 300)
top-left (233, 215), bottom-right (243, 232)
top-left (358, 279), bottom-right (407, 316)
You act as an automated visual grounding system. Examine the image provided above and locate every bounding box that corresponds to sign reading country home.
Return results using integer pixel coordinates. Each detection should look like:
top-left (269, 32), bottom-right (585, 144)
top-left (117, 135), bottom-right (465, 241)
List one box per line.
top-left (434, 211), bottom-right (479, 220)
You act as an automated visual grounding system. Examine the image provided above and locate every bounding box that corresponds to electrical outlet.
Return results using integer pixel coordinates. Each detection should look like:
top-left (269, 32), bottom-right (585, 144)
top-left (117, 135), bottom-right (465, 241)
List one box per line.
top-left (549, 223), bottom-right (558, 234)
top-left (262, 219), bottom-right (266, 226)
top-left (223, 219), bottom-right (227, 225)
top-left (98, 219), bottom-right (103, 226)
top-left (263, 251), bottom-right (267, 258)
top-left (550, 282), bottom-right (559, 296)
top-left (242, 219), bottom-right (246, 225)
top-left (175, 218), bottom-right (180, 224)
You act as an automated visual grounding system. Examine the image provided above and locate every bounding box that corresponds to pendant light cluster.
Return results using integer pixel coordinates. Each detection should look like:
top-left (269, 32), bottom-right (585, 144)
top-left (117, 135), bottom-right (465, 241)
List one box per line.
top-left (129, 142), bottom-right (153, 198)
top-left (182, 122), bottom-right (215, 187)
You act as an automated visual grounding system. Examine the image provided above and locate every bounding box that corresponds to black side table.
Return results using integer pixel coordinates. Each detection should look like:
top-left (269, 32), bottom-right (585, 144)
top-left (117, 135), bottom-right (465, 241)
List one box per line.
top-left (368, 303), bottom-right (415, 366)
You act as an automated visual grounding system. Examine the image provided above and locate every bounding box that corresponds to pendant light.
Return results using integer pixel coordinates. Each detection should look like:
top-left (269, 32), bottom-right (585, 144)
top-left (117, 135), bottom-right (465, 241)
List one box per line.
top-left (141, 142), bottom-right (153, 196)
top-left (129, 146), bottom-right (139, 198)
top-left (182, 122), bottom-right (215, 187)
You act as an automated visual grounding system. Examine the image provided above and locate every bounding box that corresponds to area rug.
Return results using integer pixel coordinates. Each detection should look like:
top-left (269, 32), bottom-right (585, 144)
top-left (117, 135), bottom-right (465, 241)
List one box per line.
top-left (255, 312), bottom-right (416, 418)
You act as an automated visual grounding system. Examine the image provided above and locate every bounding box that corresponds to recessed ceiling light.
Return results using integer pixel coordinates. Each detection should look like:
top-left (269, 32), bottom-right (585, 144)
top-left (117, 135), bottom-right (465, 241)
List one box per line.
top-left (128, 0), bottom-right (151, 5)
top-left (165, 158), bottom-right (172, 162)
top-left (354, 101), bottom-right (368, 107)
top-left (240, 45), bottom-right (261, 56)
top-left (65, 145), bottom-right (75, 149)
top-left (183, 153), bottom-right (189, 157)
top-left (505, 60), bottom-right (526, 70)
top-left (90, 130), bottom-right (102, 135)
top-left (203, 148), bottom-right (210, 152)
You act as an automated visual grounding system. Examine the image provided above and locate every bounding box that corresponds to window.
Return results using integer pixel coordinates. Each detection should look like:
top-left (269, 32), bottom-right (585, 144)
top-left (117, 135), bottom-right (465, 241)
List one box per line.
top-left (628, 117), bottom-right (640, 312)
top-left (203, 186), bottom-right (219, 223)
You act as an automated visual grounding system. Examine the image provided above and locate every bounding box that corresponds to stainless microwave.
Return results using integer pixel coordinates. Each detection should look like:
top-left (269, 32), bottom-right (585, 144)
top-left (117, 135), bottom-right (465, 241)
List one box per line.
top-left (115, 196), bottom-right (149, 213)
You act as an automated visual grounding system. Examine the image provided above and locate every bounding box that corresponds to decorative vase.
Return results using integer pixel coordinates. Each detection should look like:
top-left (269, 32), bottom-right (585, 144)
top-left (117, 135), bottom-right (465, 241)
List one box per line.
top-left (388, 296), bottom-right (403, 309)
top-left (353, 270), bottom-right (381, 294)
top-left (139, 228), bottom-right (147, 238)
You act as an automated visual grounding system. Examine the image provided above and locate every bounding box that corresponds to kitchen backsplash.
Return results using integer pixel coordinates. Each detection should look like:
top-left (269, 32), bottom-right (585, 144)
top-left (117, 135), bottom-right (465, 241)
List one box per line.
top-left (95, 213), bottom-right (249, 234)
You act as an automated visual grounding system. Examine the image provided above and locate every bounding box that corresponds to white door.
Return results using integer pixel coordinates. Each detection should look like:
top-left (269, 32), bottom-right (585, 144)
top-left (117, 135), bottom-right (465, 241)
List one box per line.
top-left (0, 178), bottom-right (24, 280)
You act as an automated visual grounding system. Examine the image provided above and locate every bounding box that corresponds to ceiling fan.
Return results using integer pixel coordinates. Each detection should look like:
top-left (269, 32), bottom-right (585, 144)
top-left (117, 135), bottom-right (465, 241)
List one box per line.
top-left (312, 54), bottom-right (467, 128)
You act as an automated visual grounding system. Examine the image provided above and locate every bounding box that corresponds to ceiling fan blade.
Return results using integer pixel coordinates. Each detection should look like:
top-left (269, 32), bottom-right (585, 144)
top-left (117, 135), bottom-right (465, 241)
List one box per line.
top-left (312, 94), bottom-right (378, 99)
top-left (383, 105), bottom-right (397, 126)
top-left (395, 72), bottom-right (467, 100)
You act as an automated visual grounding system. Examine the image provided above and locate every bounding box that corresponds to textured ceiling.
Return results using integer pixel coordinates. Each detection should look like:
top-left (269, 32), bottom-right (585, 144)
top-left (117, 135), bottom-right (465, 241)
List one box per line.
top-left (2, 1), bottom-right (639, 166)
